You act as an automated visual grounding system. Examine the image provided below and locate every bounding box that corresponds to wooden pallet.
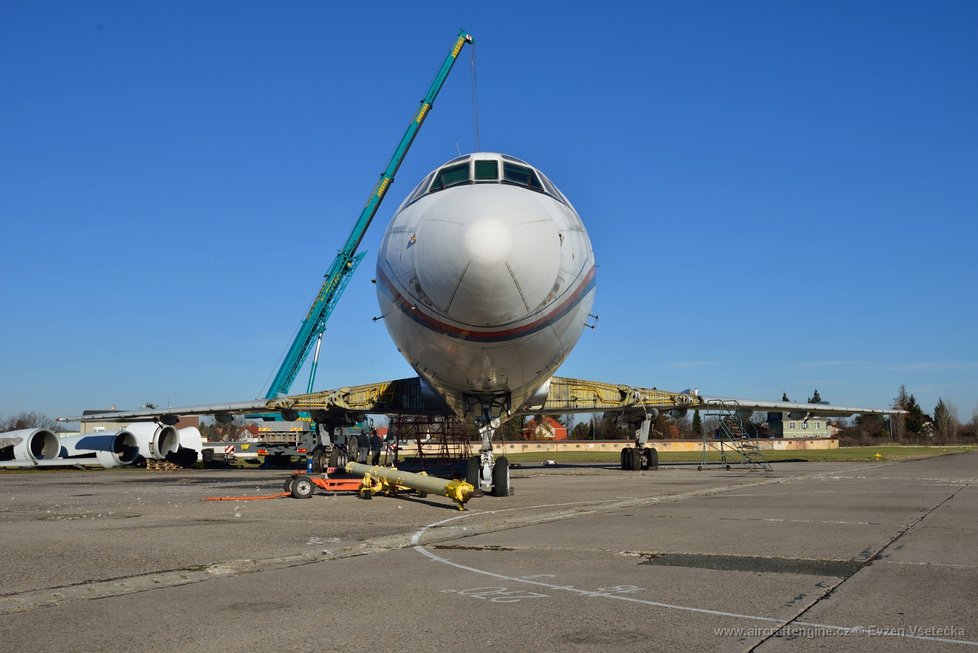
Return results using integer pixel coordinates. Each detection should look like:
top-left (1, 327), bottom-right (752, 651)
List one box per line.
top-left (146, 459), bottom-right (182, 471)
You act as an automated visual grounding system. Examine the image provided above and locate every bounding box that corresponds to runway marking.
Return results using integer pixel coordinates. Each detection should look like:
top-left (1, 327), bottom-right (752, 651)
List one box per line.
top-left (441, 586), bottom-right (550, 603)
top-left (411, 494), bottom-right (978, 648)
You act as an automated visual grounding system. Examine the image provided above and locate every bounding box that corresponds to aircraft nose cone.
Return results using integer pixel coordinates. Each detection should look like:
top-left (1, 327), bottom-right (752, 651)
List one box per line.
top-left (415, 187), bottom-right (561, 327)
top-left (465, 217), bottom-right (512, 266)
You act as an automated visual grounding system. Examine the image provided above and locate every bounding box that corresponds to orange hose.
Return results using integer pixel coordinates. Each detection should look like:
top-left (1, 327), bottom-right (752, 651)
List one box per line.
top-left (203, 492), bottom-right (291, 501)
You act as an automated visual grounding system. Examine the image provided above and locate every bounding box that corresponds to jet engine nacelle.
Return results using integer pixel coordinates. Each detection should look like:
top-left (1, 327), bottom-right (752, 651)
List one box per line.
top-left (176, 426), bottom-right (203, 464)
top-left (670, 408), bottom-right (688, 419)
top-left (60, 431), bottom-right (141, 467)
top-left (125, 423), bottom-right (180, 459)
top-left (0, 428), bottom-right (61, 462)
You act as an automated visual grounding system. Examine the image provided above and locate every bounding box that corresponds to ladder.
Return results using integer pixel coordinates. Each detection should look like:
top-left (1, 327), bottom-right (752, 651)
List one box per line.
top-left (698, 401), bottom-right (772, 471)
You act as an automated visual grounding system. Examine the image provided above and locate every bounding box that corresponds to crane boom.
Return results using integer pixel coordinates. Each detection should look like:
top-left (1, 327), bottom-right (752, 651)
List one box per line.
top-left (265, 29), bottom-right (474, 399)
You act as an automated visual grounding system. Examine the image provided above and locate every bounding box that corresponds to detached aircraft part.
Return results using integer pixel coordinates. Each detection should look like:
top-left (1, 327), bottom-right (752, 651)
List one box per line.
top-left (125, 423), bottom-right (180, 459)
top-left (0, 428), bottom-right (61, 463)
top-left (175, 426), bottom-right (203, 465)
top-left (60, 431), bottom-right (141, 467)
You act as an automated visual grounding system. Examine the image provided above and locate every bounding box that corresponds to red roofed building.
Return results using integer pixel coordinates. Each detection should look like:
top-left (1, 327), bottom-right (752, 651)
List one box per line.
top-left (523, 417), bottom-right (568, 441)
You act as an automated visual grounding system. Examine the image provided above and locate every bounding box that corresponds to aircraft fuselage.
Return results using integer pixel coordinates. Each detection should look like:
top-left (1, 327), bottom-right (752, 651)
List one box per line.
top-left (376, 153), bottom-right (595, 419)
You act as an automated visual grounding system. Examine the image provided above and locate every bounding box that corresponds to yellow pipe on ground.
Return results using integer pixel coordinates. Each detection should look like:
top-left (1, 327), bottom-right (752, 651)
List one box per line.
top-left (345, 462), bottom-right (475, 510)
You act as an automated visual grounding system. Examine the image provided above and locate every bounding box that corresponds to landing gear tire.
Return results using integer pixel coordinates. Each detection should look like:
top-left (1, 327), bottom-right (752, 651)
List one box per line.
top-left (644, 448), bottom-right (659, 470)
top-left (466, 456), bottom-right (480, 487)
top-left (491, 456), bottom-right (510, 497)
top-left (290, 475), bottom-right (315, 499)
top-left (283, 475), bottom-right (297, 493)
top-left (620, 447), bottom-right (630, 471)
top-left (629, 448), bottom-right (642, 471)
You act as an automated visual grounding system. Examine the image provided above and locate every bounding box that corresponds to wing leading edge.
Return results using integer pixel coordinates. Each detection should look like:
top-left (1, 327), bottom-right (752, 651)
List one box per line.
top-left (529, 376), bottom-right (902, 419)
top-left (61, 375), bottom-right (899, 425)
top-left (59, 377), bottom-right (453, 424)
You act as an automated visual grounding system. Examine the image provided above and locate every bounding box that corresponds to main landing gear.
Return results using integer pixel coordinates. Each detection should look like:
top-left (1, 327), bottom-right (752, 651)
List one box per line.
top-left (619, 411), bottom-right (659, 471)
top-left (620, 446), bottom-right (658, 471)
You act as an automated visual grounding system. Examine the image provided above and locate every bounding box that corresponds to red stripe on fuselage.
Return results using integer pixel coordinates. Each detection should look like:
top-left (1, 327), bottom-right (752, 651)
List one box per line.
top-left (378, 265), bottom-right (595, 343)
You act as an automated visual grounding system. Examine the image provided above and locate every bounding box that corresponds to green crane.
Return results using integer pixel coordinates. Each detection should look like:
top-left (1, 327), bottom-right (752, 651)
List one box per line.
top-left (265, 29), bottom-right (474, 399)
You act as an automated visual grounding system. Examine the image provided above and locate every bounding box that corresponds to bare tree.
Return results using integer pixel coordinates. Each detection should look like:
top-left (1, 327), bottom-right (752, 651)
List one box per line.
top-left (0, 412), bottom-right (62, 433)
top-left (972, 402), bottom-right (978, 440)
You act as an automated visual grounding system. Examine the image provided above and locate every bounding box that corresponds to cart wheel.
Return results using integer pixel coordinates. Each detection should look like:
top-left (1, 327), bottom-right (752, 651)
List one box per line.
top-left (291, 475), bottom-right (315, 499)
top-left (283, 476), bottom-right (298, 493)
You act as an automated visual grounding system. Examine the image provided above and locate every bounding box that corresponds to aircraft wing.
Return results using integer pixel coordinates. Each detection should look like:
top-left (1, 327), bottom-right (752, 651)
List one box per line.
top-left (61, 375), bottom-right (899, 426)
top-left (60, 377), bottom-right (453, 424)
top-left (528, 376), bottom-right (902, 418)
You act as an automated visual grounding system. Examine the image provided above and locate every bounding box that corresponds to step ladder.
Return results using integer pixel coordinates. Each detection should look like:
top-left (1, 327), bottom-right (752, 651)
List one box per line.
top-left (698, 401), bottom-right (772, 471)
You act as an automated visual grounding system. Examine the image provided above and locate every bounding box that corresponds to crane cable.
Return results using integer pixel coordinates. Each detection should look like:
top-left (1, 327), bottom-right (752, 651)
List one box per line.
top-left (470, 41), bottom-right (481, 152)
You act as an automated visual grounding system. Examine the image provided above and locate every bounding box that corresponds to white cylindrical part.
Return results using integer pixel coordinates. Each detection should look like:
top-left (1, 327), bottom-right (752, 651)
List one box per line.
top-left (60, 431), bottom-right (140, 466)
top-left (0, 428), bottom-right (61, 462)
top-left (177, 427), bottom-right (203, 462)
top-left (125, 423), bottom-right (180, 459)
top-left (345, 462), bottom-right (453, 496)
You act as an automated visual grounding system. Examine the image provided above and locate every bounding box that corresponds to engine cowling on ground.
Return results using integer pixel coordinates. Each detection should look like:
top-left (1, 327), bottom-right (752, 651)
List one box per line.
top-left (0, 429), bottom-right (61, 462)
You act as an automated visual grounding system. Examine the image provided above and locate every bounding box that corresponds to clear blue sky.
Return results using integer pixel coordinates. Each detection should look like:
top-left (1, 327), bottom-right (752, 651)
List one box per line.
top-left (2, 2), bottom-right (976, 423)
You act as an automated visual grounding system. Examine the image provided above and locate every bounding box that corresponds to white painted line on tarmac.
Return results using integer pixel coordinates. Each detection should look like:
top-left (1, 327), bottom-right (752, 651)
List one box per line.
top-left (411, 506), bottom-right (978, 648)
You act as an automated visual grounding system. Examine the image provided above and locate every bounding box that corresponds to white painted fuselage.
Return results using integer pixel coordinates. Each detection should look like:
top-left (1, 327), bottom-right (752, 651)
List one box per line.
top-left (377, 153), bottom-right (595, 418)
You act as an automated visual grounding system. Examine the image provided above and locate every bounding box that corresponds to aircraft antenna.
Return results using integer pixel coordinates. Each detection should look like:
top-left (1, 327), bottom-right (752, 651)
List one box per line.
top-left (470, 40), bottom-right (481, 151)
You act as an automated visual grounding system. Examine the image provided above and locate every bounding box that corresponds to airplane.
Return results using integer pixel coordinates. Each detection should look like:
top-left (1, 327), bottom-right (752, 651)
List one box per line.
top-left (50, 151), bottom-right (901, 492)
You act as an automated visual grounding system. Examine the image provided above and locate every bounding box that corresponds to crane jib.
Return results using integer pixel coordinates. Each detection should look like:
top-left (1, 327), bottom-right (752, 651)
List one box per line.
top-left (265, 30), bottom-right (473, 399)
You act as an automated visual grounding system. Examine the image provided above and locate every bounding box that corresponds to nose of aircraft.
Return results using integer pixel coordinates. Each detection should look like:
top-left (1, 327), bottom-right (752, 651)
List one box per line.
top-left (414, 186), bottom-right (562, 327)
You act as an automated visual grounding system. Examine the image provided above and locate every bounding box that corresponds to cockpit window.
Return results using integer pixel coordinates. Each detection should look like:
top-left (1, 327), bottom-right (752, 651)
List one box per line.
top-left (430, 163), bottom-right (470, 191)
top-left (400, 157), bottom-right (569, 209)
top-left (502, 162), bottom-right (544, 191)
top-left (474, 160), bottom-right (498, 181)
top-left (404, 170), bottom-right (435, 206)
top-left (538, 172), bottom-right (567, 203)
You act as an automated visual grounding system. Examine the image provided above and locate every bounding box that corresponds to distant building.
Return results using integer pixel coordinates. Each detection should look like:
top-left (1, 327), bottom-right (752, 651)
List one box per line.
top-left (766, 412), bottom-right (837, 438)
top-left (523, 417), bottom-right (568, 440)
